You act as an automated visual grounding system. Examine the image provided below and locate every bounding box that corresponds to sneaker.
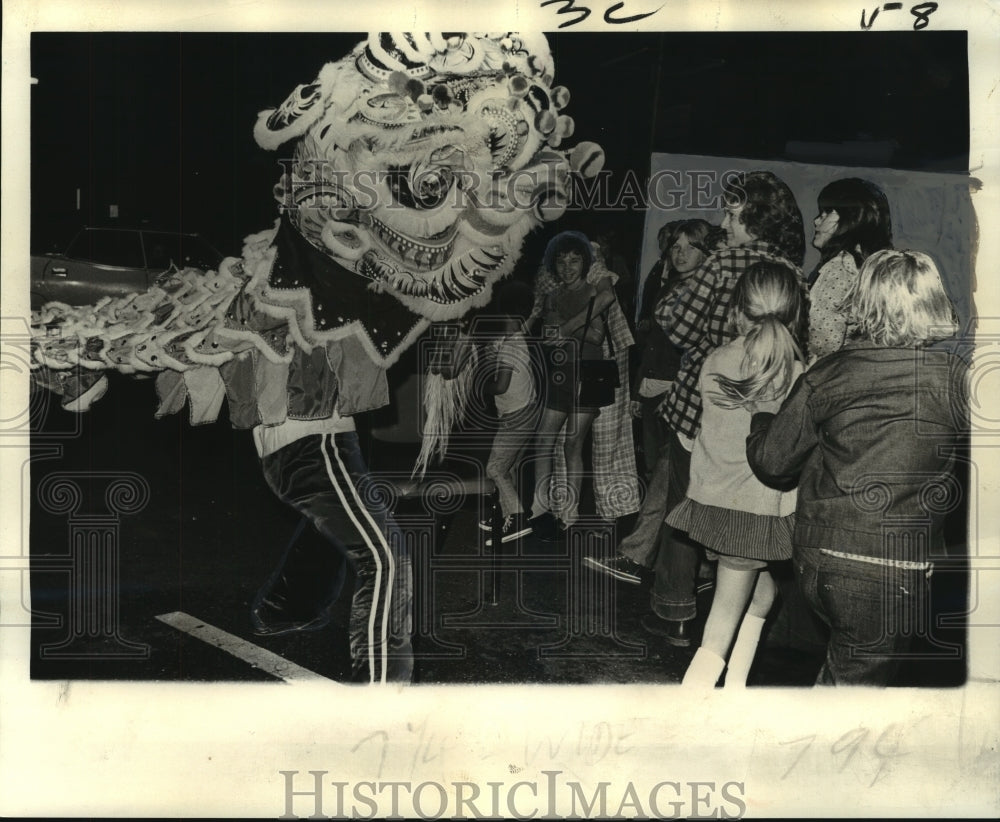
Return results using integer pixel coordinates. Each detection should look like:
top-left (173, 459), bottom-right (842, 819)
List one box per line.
top-left (486, 512), bottom-right (534, 546)
top-left (582, 553), bottom-right (644, 585)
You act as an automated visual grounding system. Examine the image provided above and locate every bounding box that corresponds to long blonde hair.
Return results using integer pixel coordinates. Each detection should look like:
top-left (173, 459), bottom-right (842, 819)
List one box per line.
top-left (707, 261), bottom-right (805, 409)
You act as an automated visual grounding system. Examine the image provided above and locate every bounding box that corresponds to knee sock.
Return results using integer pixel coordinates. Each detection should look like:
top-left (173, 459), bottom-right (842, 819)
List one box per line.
top-left (724, 614), bottom-right (766, 688)
top-left (681, 647), bottom-right (726, 688)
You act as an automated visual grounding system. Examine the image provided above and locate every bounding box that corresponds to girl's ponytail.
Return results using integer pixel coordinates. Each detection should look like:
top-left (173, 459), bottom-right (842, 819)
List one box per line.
top-left (708, 315), bottom-right (802, 409)
top-left (706, 261), bottom-right (805, 411)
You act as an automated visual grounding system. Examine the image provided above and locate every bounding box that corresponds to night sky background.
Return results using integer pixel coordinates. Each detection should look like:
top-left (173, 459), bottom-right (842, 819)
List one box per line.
top-left (30, 31), bottom-right (969, 278)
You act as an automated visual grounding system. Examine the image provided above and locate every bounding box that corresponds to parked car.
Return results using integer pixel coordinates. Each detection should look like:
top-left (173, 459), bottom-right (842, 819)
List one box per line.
top-left (31, 226), bottom-right (224, 308)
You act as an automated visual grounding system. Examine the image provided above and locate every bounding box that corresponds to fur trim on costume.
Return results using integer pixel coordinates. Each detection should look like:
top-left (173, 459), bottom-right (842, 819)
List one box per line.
top-left (61, 373), bottom-right (109, 413)
top-left (412, 344), bottom-right (478, 479)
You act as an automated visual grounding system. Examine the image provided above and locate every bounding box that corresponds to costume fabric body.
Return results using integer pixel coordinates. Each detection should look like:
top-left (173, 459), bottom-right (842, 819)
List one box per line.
top-left (30, 32), bottom-right (603, 684)
top-left (666, 338), bottom-right (801, 565)
top-left (746, 343), bottom-right (968, 685)
top-left (491, 332), bottom-right (535, 416)
top-left (807, 250), bottom-right (858, 360)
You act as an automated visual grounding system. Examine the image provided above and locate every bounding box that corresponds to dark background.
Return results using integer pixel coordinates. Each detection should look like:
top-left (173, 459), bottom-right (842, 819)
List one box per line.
top-left (30, 31), bottom-right (969, 276)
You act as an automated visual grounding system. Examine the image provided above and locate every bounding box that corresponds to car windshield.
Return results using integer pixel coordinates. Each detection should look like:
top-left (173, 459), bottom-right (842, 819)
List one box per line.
top-left (66, 229), bottom-right (145, 268)
top-left (144, 232), bottom-right (220, 271)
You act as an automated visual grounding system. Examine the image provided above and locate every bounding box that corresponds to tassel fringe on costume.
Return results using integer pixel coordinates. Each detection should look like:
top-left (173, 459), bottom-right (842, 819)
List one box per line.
top-left (412, 346), bottom-right (478, 479)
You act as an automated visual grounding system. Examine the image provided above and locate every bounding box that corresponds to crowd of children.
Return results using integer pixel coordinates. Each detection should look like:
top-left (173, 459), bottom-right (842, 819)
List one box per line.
top-left (467, 171), bottom-right (968, 688)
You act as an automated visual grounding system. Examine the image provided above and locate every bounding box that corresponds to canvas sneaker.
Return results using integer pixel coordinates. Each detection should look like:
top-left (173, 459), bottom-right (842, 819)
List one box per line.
top-left (582, 552), bottom-right (644, 585)
top-left (485, 512), bottom-right (534, 546)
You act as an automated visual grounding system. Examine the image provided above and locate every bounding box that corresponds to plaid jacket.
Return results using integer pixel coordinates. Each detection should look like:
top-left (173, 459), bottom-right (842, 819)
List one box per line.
top-left (656, 240), bottom-right (799, 439)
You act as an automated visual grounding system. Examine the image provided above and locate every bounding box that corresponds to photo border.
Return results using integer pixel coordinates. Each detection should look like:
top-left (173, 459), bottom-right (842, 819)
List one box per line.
top-left (2, 1), bottom-right (998, 817)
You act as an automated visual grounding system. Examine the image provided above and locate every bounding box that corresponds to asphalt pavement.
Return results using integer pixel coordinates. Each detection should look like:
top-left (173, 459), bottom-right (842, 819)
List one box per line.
top-left (26, 372), bottom-right (967, 687)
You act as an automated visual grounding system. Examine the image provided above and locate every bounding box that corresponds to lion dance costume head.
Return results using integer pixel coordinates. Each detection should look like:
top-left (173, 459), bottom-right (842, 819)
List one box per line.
top-left (254, 32), bottom-right (603, 323)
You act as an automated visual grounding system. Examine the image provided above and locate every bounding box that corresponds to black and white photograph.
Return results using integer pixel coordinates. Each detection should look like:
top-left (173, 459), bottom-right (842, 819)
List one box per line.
top-left (2, 0), bottom-right (998, 818)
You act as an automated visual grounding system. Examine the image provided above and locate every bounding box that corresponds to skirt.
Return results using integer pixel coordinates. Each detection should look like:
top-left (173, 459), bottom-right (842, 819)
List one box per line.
top-left (666, 497), bottom-right (794, 563)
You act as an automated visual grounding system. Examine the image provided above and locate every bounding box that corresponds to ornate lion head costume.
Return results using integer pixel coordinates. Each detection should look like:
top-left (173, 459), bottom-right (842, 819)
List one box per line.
top-left (254, 32), bottom-right (603, 323)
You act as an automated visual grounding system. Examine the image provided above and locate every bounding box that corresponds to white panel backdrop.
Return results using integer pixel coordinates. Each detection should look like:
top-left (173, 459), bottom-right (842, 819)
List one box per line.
top-left (637, 154), bottom-right (979, 333)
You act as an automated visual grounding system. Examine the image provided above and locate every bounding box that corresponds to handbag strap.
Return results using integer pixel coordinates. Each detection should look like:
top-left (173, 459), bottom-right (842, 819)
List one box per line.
top-left (604, 304), bottom-right (615, 357)
top-left (581, 296), bottom-right (596, 339)
top-left (580, 294), bottom-right (616, 357)
top-left (583, 294), bottom-right (615, 357)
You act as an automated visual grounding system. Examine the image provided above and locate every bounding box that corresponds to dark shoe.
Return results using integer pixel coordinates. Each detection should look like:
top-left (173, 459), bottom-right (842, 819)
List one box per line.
top-left (486, 512), bottom-right (533, 546)
top-left (251, 595), bottom-right (331, 637)
top-left (538, 517), bottom-right (570, 543)
top-left (641, 613), bottom-right (692, 647)
top-left (529, 512), bottom-right (559, 542)
top-left (251, 516), bottom-right (346, 637)
top-left (582, 552), bottom-right (643, 585)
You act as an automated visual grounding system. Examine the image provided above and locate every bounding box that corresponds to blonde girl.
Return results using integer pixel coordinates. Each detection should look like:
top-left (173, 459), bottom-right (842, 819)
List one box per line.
top-left (666, 260), bottom-right (806, 687)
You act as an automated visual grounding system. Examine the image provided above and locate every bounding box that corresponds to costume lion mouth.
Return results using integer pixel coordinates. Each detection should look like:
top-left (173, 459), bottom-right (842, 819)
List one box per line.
top-left (367, 215), bottom-right (457, 271)
top-left (359, 245), bottom-right (506, 304)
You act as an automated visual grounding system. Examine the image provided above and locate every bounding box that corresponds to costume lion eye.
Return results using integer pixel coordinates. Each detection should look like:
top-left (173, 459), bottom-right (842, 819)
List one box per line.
top-left (478, 100), bottom-right (530, 169)
top-left (387, 163), bottom-right (455, 209)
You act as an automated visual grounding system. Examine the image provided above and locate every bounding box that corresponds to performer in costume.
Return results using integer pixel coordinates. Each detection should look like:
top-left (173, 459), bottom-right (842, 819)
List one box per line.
top-left (30, 32), bottom-right (603, 684)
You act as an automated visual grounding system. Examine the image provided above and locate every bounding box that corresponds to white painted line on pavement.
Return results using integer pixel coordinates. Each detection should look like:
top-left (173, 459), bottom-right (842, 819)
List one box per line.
top-left (155, 611), bottom-right (334, 684)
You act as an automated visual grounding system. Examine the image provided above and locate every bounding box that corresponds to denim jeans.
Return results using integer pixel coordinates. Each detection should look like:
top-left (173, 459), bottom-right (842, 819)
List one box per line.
top-left (649, 430), bottom-right (700, 622)
top-left (638, 393), bottom-right (670, 478)
top-left (260, 431), bottom-right (413, 684)
top-left (794, 544), bottom-right (931, 686)
top-left (618, 439), bottom-right (671, 568)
